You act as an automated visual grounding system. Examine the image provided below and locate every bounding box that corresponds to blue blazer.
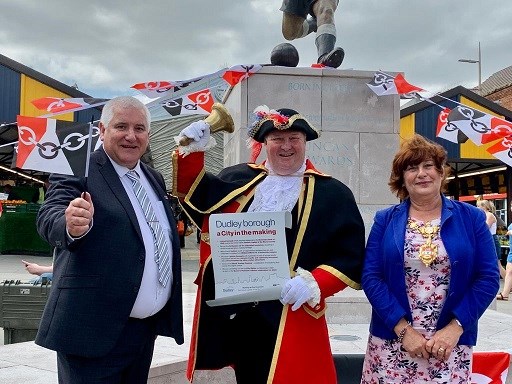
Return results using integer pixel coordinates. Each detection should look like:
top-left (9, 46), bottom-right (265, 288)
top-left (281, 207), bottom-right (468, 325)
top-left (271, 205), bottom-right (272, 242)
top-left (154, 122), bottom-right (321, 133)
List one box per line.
top-left (362, 195), bottom-right (499, 346)
top-left (35, 147), bottom-right (184, 357)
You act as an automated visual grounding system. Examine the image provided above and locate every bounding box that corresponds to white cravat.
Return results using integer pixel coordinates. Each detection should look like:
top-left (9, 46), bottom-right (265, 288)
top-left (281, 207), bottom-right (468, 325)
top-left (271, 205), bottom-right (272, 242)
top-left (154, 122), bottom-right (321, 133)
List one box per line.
top-left (248, 161), bottom-right (306, 212)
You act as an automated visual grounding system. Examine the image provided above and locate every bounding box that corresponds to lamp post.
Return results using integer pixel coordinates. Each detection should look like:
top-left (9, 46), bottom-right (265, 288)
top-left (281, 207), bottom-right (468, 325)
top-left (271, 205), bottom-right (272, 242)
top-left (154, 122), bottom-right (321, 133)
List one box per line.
top-left (458, 41), bottom-right (482, 92)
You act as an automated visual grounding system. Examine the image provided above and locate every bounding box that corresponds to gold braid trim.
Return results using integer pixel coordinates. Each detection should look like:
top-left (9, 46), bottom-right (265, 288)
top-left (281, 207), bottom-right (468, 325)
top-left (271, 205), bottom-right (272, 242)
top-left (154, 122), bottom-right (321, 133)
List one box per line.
top-left (188, 254), bottom-right (212, 378)
top-left (267, 305), bottom-right (289, 384)
top-left (297, 180), bottom-right (305, 220)
top-left (318, 264), bottom-right (361, 290)
top-left (185, 172), bottom-right (266, 214)
top-left (248, 113), bottom-right (320, 138)
top-left (248, 163), bottom-right (267, 171)
top-left (171, 151), bottom-right (181, 198)
top-left (183, 168), bottom-right (206, 204)
top-left (303, 304), bottom-right (326, 319)
top-left (198, 187), bottom-right (257, 245)
top-left (289, 175), bottom-right (314, 272)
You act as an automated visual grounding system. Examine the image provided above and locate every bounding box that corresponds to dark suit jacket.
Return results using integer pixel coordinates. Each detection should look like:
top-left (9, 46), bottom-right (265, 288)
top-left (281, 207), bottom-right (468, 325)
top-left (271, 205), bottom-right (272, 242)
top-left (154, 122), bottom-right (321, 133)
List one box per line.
top-left (35, 147), bottom-right (184, 357)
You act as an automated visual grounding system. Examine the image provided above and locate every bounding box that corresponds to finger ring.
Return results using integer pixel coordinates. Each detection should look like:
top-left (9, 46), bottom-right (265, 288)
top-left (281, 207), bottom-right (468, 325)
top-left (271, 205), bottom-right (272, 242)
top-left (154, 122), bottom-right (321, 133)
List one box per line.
top-left (438, 347), bottom-right (445, 353)
top-left (416, 354), bottom-right (422, 357)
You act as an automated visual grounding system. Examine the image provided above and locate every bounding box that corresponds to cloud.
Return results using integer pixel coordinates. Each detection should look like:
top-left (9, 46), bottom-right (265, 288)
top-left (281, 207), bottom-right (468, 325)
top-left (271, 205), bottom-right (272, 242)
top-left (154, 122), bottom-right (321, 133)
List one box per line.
top-left (1, 0), bottom-right (511, 98)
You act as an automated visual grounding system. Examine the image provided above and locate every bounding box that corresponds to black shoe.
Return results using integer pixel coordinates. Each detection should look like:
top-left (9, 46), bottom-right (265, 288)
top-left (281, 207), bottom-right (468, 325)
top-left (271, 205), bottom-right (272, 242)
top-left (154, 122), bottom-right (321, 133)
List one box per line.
top-left (318, 47), bottom-right (345, 68)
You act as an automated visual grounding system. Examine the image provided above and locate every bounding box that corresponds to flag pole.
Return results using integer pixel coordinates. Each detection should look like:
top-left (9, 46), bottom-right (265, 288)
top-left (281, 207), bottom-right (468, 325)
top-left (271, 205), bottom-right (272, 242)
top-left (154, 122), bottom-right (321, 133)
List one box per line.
top-left (83, 116), bottom-right (94, 193)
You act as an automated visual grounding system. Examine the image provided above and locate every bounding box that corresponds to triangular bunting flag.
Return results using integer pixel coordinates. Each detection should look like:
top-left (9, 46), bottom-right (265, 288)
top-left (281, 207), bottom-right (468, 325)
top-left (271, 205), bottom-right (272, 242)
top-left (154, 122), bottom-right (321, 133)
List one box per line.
top-left (161, 88), bottom-right (214, 117)
top-left (487, 136), bottom-right (512, 167)
top-left (367, 71), bottom-right (424, 97)
top-left (31, 97), bottom-right (108, 115)
top-left (394, 73), bottom-right (424, 95)
top-left (366, 71), bottom-right (396, 96)
top-left (435, 107), bottom-right (468, 143)
top-left (447, 106), bottom-right (512, 145)
top-left (222, 64), bottom-right (262, 86)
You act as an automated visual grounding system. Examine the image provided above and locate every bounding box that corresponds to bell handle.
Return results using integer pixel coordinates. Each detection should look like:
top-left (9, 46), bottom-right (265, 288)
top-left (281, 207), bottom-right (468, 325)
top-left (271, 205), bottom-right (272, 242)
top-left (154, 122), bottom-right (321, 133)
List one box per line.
top-left (178, 103), bottom-right (234, 147)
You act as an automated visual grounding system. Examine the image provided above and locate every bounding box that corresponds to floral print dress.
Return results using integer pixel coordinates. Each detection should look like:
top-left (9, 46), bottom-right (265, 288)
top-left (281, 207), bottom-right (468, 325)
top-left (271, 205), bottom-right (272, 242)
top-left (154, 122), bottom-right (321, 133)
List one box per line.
top-left (361, 218), bottom-right (472, 383)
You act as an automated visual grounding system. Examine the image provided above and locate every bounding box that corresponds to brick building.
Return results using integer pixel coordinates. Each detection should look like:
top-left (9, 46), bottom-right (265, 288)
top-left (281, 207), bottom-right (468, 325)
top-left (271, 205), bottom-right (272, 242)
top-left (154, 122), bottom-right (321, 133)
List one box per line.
top-left (478, 65), bottom-right (512, 110)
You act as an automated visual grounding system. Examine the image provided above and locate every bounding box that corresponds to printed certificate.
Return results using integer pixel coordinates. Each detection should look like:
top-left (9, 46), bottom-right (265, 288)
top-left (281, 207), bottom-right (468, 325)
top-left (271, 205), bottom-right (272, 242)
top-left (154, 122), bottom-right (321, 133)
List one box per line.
top-left (206, 211), bottom-right (291, 306)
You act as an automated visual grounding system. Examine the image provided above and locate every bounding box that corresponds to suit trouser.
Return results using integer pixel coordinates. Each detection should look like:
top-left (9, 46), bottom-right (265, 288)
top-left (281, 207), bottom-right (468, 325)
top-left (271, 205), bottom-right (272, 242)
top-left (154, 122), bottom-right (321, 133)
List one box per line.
top-left (57, 316), bottom-right (157, 384)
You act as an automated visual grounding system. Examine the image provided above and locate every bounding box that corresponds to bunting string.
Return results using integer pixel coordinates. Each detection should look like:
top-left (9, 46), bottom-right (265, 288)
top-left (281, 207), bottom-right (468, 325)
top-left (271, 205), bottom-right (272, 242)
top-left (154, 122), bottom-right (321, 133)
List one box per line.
top-left (367, 70), bottom-right (512, 168)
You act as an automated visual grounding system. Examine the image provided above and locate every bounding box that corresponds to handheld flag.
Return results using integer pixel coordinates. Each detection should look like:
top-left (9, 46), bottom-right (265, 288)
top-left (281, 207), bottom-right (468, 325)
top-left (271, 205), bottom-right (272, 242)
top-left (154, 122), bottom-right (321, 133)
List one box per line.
top-left (16, 116), bottom-right (101, 176)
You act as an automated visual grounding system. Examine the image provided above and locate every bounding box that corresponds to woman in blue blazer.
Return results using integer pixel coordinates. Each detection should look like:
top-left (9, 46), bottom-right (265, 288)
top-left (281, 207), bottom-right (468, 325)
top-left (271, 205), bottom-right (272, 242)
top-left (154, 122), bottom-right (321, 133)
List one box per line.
top-left (361, 134), bottom-right (499, 383)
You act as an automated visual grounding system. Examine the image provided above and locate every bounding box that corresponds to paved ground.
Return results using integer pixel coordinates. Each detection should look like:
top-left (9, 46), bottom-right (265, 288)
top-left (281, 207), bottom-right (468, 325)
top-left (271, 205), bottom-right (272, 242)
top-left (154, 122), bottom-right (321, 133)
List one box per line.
top-left (0, 233), bottom-right (201, 346)
top-left (2, 233), bottom-right (512, 383)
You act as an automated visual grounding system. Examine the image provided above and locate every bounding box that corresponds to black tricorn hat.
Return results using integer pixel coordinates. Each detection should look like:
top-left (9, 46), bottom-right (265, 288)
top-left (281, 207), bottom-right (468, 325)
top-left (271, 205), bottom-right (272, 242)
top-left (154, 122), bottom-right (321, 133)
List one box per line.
top-left (248, 106), bottom-right (320, 143)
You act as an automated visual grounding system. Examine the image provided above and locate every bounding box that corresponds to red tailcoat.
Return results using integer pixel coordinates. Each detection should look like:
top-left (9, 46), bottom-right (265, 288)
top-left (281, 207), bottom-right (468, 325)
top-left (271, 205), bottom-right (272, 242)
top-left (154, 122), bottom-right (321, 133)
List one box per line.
top-left (173, 151), bottom-right (365, 383)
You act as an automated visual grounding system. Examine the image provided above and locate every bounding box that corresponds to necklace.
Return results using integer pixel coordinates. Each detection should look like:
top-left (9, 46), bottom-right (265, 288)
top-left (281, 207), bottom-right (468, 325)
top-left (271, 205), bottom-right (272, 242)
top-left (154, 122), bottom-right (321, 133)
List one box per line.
top-left (407, 218), bottom-right (440, 267)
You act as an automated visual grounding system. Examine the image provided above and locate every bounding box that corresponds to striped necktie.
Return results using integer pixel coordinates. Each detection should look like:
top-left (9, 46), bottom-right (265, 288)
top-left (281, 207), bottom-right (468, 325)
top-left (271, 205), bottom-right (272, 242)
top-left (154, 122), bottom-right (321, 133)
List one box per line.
top-left (126, 170), bottom-right (171, 287)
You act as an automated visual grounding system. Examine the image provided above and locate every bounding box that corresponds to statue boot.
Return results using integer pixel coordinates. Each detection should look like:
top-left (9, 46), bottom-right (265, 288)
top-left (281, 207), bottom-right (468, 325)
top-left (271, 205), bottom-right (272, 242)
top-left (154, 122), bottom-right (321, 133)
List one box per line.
top-left (315, 33), bottom-right (344, 68)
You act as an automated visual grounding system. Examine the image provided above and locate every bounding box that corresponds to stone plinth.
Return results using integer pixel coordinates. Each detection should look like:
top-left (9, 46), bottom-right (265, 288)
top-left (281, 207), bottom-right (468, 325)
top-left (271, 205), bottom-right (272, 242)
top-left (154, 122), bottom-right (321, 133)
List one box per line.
top-left (222, 67), bottom-right (400, 236)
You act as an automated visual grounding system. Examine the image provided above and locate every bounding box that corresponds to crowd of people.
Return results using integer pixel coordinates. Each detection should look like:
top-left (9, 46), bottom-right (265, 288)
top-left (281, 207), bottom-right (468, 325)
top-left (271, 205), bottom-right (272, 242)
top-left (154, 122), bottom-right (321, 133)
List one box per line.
top-left (25, 91), bottom-right (503, 383)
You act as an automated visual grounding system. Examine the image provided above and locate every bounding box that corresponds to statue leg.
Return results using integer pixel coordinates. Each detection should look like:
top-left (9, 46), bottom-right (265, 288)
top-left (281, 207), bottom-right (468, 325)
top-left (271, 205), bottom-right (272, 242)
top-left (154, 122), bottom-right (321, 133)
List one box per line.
top-left (312, 0), bottom-right (344, 68)
top-left (282, 12), bottom-right (316, 40)
top-left (315, 24), bottom-right (344, 68)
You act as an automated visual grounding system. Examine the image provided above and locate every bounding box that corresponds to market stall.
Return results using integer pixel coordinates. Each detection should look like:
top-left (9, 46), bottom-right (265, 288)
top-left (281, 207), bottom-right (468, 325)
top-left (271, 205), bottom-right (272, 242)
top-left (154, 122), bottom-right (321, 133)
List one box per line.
top-left (0, 201), bottom-right (51, 255)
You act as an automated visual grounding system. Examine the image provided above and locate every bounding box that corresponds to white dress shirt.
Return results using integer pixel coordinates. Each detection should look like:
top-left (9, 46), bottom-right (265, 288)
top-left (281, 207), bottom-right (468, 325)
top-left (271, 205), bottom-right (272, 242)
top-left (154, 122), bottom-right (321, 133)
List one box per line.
top-left (109, 158), bottom-right (173, 318)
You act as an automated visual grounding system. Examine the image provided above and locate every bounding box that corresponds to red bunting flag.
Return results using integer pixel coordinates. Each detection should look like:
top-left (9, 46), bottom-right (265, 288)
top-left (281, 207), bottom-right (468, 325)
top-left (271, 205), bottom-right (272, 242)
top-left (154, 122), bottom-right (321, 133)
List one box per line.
top-left (486, 136), bottom-right (512, 167)
top-left (131, 81), bottom-right (175, 97)
top-left (16, 115), bottom-right (101, 176)
top-left (139, 65), bottom-right (262, 121)
top-left (222, 64), bottom-right (262, 86)
top-left (31, 97), bottom-right (108, 115)
top-left (394, 73), bottom-right (424, 95)
top-left (471, 351), bottom-right (510, 383)
top-left (132, 69), bottom-right (227, 100)
top-left (367, 71), bottom-right (424, 97)
top-left (161, 88), bottom-right (214, 117)
top-left (446, 106), bottom-right (512, 145)
top-left (435, 107), bottom-right (469, 143)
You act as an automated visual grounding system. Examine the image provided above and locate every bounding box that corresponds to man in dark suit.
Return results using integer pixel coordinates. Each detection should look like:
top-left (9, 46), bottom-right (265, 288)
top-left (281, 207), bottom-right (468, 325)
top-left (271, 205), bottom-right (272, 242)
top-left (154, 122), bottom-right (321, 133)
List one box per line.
top-left (36, 96), bottom-right (184, 384)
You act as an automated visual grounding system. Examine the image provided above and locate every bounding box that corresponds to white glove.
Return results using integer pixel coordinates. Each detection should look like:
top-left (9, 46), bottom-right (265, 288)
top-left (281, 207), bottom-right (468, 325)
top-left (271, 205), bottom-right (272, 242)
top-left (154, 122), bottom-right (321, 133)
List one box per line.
top-left (280, 276), bottom-right (313, 311)
top-left (180, 120), bottom-right (210, 144)
top-left (175, 120), bottom-right (215, 155)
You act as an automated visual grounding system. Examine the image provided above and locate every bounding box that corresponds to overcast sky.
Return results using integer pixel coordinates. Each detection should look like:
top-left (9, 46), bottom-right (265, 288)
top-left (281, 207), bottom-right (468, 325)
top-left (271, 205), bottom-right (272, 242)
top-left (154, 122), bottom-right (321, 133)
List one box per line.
top-left (1, 0), bottom-right (511, 100)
